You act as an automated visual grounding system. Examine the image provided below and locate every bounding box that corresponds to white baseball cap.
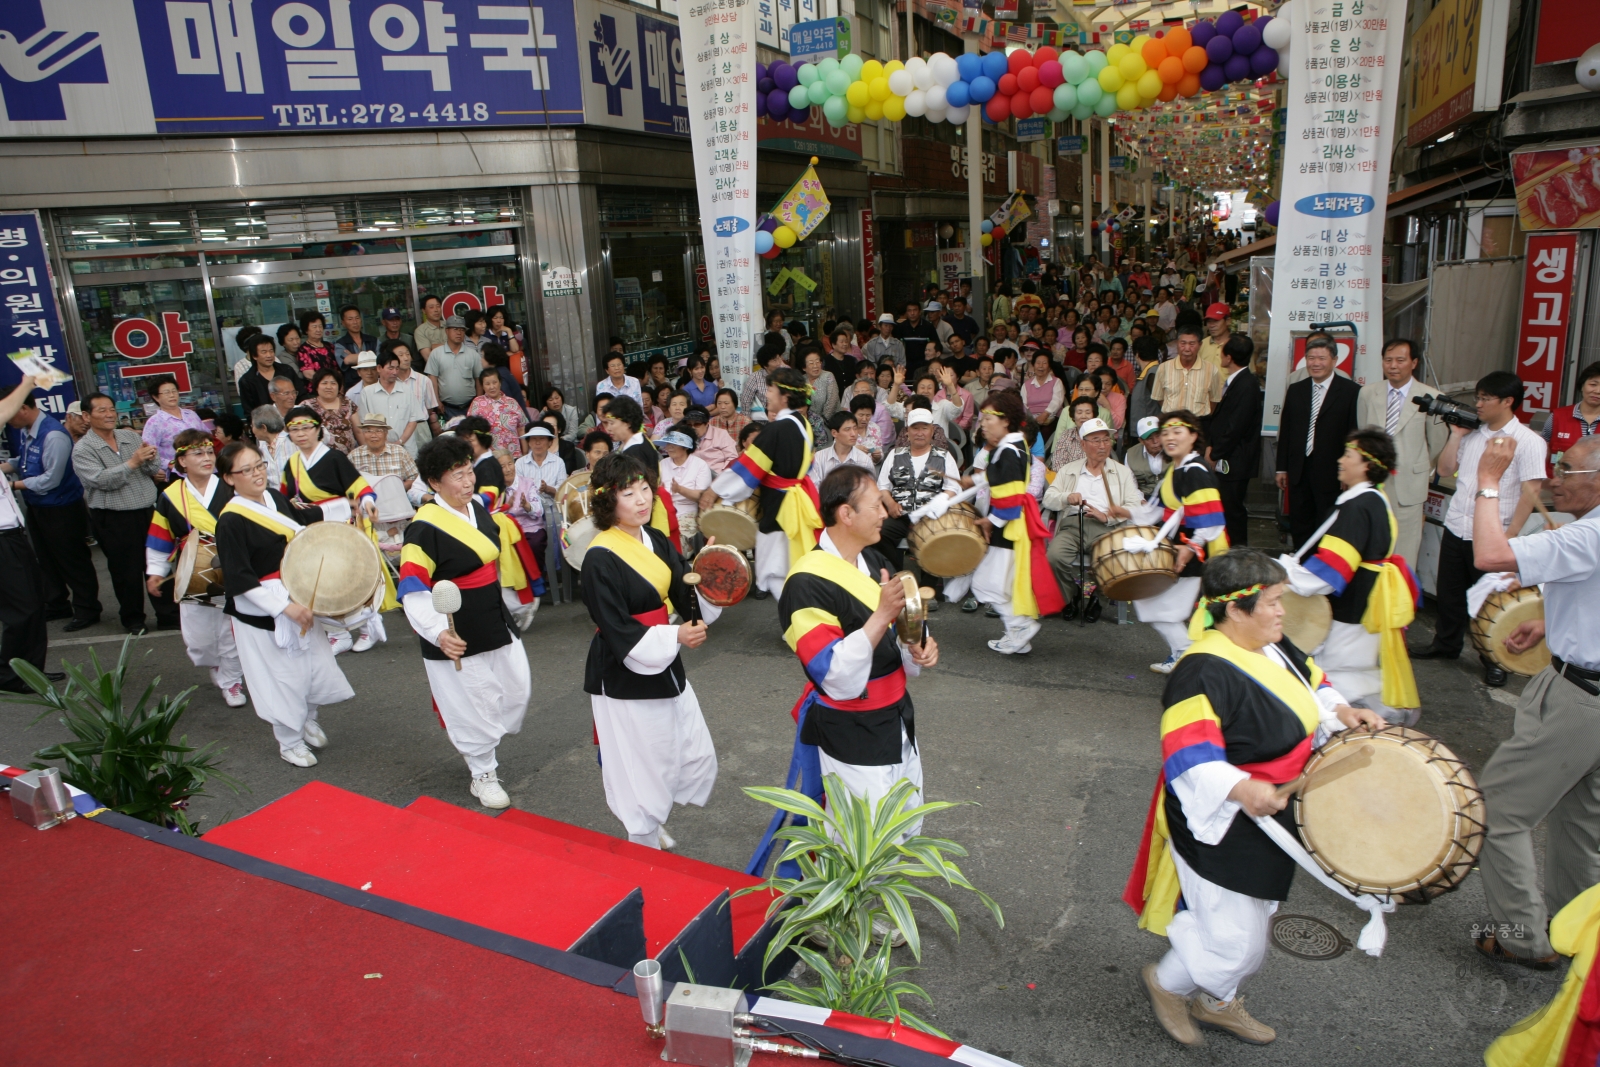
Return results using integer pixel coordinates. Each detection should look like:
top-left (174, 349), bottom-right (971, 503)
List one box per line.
top-left (878, 313), bottom-right (896, 324)
top-left (906, 408), bottom-right (935, 427)
top-left (1137, 415), bottom-right (1162, 440)
top-left (1079, 417), bottom-right (1112, 439)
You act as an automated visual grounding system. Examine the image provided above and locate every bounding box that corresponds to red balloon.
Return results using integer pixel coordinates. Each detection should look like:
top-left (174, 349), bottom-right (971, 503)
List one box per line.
top-left (984, 94), bottom-right (1011, 122)
top-left (992, 224), bottom-right (1006, 240)
top-left (1007, 49), bottom-right (1032, 75)
top-left (760, 244), bottom-right (782, 259)
top-left (1010, 89), bottom-right (1034, 119)
top-left (1034, 46), bottom-right (1058, 66)
top-left (1029, 86), bottom-right (1053, 114)
top-left (997, 72), bottom-right (1018, 96)
top-left (1017, 66), bottom-right (1040, 92)
top-left (1038, 60), bottom-right (1064, 88)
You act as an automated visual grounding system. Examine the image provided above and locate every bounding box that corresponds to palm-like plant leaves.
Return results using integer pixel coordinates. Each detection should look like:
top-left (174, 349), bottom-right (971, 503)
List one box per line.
top-left (4, 638), bottom-right (244, 834)
top-left (735, 773), bottom-right (1003, 1036)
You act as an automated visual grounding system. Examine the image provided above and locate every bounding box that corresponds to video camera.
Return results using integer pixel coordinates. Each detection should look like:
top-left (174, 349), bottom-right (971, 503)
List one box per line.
top-left (1412, 393), bottom-right (1480, 430)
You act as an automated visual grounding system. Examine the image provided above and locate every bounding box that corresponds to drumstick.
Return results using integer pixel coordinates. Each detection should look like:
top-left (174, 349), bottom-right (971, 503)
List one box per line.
top-left (303, 559), bottom-right (325, 636)
top-left (1273, 744), bottom-right (1376, 800)
top-left (681, 572), bottom-right (703, 626)
top-left (1533, 497), bottom-right (1557, 531)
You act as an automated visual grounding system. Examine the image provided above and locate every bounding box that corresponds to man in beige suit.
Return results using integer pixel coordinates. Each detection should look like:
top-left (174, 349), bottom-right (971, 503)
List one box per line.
top-left (1358, 339), bottom-right (1449, 567)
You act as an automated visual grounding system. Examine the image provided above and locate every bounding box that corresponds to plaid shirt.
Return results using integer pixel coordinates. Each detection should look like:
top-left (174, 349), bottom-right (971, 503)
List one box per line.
top-left (348, 443), bottom-right (418, 484)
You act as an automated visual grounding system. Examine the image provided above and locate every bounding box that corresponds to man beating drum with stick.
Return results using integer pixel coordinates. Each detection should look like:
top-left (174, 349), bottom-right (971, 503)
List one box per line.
top-left (1469, 435), bottom-right (1600, 969)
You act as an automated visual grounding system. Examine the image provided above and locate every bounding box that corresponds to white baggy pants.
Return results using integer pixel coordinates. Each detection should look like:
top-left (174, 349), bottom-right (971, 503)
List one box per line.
top-left (591, 681), bottom-right (718, 840)
top-left (231, 618), bottom-right (354, 752)
top-left (818, 724), bottom-right (926, 840)
top-left (180, 601), bottom-right (241, 690)
top-left (424, 641), bottom-right (531, 776)
top-left (1136, 576), bottom-right (1203, 658)
top-left (1155, 847), bottom-right (1277, 1003)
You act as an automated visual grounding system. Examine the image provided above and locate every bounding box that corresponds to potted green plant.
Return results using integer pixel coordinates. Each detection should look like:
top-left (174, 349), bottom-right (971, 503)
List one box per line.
top-left (5, 637), bottom-right (243, 835)
top-left (736, 774), bottom-right (1003, 1036)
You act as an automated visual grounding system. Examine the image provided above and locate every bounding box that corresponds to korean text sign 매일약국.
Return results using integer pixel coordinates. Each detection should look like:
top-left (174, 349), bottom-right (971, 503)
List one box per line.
top-left (1261, 0), bottom-right (1406, 435)
top-left (0, 212), bottom-right (76, 423)
top-left (682, 0), bottom-right (759, 387)
top-left (1514, 231), bottom-right (1580, 424)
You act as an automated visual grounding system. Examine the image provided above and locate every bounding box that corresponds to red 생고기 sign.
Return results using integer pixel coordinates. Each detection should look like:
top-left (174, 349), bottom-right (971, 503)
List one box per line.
top-left (861, 208), bottom-right (877, 320)
top-left (1515, 231), bottom-right (1581, 422)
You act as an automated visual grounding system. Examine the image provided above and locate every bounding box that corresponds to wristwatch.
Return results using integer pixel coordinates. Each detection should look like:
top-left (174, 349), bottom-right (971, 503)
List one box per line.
top-left (1476, 488), bottom-right (1500, 499)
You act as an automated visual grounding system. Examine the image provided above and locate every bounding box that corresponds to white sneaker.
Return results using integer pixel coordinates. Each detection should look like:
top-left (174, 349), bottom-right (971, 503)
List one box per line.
top-left (470, 773), bottom-right (510, 809)
top-left (222, 682), bottom-right (248, 708)
top-left (658, 827), bottom-right (676, 851)
top-left (987, 633), bottom-right (1032, 655)
top-left (280, 744), bottom-right (318, 768)
top-left (1150, 653), bottom-right (1178, 675)
top-left (329, 631), bottom-right (353, 655)
top-left (350, 629), bottom-right (376, 653)
top-left (302, 720), bottom-right (329, 749)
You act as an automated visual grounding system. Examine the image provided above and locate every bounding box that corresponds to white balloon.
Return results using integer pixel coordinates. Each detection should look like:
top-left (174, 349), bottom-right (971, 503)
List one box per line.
top-left (1260, 16), bottom-right (1292, 51)
top-left (908, 57), bottom-right (934, 91)
top-left (925, 104), bottom-right (948, 125)
top-left (946, 103), bottom-right (970, 124)
top-left (904, 88), bottom-right (927, 117)
top-left (1578, 42), bottom-right (1600, 91)
top-left (926, 84), bottom-right (947, 110)
top-left (1278, 49), bottom-right (1291, 79)
top-left (931, 53), bottom-right (960, 87)
top-left (887, 69), bottom-right (914, 97)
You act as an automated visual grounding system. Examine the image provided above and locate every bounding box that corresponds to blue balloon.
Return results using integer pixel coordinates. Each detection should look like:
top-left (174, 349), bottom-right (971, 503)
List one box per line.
top-left (968, 75), bottom-right (996, 103)
top-left (981, 51), bottom-right (1008, 81)
top-left (980, 219), bottom-right (994, 233)
top-left (957, 53), bottom-right (983, 82)
top-left (755, 231), bottom-right (775, 254)
top-left (946, 80), bottom-right (970, 108)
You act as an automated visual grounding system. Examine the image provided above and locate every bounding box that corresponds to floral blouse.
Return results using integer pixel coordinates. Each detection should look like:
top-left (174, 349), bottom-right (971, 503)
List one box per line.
top-left (314, 398), bottom-right (360, 453)
top-left (141, 406), bottom-right (207, 475)
top-left (467, 393), bottom-right (527, 455)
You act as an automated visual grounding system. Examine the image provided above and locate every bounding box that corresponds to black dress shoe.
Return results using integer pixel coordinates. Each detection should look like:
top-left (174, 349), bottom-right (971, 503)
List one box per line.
top-left (43, 671), bottom-right (65, 683)
top-left (925, 597), bottom-right (940, 612)
top-left (1408, 644), bottom-right (1457, 660)
top-left (156, 618), bottom-right (182, 631)
top-left (1483, 661), bottom-right (1509, 688)
top-left (751, 587), bottom-right (771, 600)
top-left (62, 617), bottom-right (98, 633)
top-left (44, 609), bottom-right (74, 622)
top-left (1060, 597), bottom-right (1078, 621)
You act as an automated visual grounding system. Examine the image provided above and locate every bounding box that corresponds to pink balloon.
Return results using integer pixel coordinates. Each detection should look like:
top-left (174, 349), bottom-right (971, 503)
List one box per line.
top-left (1038, 59), bottom-right (1064, 88)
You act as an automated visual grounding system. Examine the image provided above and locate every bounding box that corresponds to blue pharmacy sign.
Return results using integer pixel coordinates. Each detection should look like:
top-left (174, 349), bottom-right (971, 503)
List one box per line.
top-left (788, 18), bottom-right (848, 61)
top-left (0, 212), bottom-right (76, 457)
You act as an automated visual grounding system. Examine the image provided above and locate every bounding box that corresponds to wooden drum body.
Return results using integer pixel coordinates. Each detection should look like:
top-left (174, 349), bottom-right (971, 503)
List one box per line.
top-left (1281, 592), bottom-right (1332, 653)
top-left (699, 496), bottom-right (762, 553)
top-left (1089, 525), bottom-right (1178, 601)
top-left (1293, 726), bottom-right (1485, 898)
top-left (908, 503), bottom-right (986, 578)
top-left (690, 543), bottom-right (752, 607)
top-left (280, 522), bottom-right (384, 617)
top-left (173, 529), bottom-right (224, 600)
top-left (556, 471), bottom-right (593, 526)
top-left (1470, 587), bottom-right (1550, 676)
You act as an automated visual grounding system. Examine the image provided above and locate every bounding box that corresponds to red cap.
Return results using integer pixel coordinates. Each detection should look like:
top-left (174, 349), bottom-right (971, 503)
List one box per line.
top-left (1205, 302), bottom-right (1231, 320)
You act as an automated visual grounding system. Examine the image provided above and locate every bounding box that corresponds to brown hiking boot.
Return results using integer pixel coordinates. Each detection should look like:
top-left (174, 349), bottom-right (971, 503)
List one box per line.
top-left (1141, 964), bottom-right (1203, 1046)
top-left (1191, 993), bottom-right (1276, 1044)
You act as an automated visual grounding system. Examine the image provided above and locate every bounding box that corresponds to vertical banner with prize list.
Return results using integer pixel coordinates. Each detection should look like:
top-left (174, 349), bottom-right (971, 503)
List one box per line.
top-left (1261, 0), bottom-right (1406, 435)
top-left (683, 0), bottom-right (760, 392)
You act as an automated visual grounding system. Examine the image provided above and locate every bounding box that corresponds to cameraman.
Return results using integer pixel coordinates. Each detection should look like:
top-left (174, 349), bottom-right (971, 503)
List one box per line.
top-left (1411, 372), bottom-right (1546, 686)
top-left (1467, 435), bottom-right (1600, 968)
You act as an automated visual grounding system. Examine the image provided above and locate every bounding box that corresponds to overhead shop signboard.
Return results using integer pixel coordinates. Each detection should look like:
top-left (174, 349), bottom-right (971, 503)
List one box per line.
top-left (0, 0), bottom-right (694, 139)
top-left (1404, 0), bottom-right (1510, 146)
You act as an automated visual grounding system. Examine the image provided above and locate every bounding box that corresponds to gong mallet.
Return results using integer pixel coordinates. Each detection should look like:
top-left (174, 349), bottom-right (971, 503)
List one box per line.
top-left (431, 579), bottom-right (464, 671)
top-left (681, 572), bottom-right (703, 626)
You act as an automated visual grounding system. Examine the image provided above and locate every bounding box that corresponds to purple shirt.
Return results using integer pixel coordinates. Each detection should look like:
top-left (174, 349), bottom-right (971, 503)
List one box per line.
top-left (141, 407), bottom-right (207, 474)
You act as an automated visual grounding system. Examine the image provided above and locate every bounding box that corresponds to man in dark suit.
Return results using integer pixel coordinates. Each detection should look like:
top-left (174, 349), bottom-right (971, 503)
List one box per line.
top-left (1275, 333), bottom-right (1360, 548)
top-left (1207, 333), bottom-right (1264, 548)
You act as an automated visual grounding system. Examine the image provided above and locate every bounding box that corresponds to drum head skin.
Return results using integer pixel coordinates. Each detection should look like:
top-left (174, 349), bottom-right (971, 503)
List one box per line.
top-left (173, 529), bottom-right (201, 598)
top-left (563, 516), bottom-right (598, 569)
top-left (1281, 592), bottom-right (1332, 652)
top-left (699, 505), bottom-right (759, 552)
top-left (910, 505), bottom-right (986, 578)
top-left (1295, 727), bottom-right (1485, 896)
top-left (558, 472), bottom-right (592, 524)
top-left (280, 522), bottom-right (383, 617)
top-left (1471, 589), bottom-right (1549, 676)
top-left (1091, 525), bottom-right (1178, 601)
top-left (691, 544), bottom-right (751, 606)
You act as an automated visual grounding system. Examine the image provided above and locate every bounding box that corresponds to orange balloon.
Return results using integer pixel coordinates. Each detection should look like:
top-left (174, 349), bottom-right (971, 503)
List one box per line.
top-left (1141, 39), bottom-right (1167, 68)
top-left (1181, 45), bottom-right (1209, 74)
top-left (1158, 83), bottom-right (1180, 102)
top-left (1178, 72), bottom-right (1202, 97)
top-left (1164, 27), bottom-right (1193, 57)
top-left (1158, 56), bottom-right (1185, 84)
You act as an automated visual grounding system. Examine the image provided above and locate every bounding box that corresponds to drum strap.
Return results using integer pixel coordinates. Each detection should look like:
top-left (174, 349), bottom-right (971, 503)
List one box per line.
top-left (1251, 814), bottom-right (1395, 957)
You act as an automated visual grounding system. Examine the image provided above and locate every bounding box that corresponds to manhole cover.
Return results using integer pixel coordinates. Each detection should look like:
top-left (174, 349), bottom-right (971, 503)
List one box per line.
top-left (1270, 914), bottom-right (1349, 960)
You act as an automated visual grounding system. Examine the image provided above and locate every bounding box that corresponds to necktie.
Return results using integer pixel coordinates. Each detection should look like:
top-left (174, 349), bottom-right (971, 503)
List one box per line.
top-left (1386, 387), bottom-right (1402, 436)
top-left (1306, 381), bottom-right (1324, 456)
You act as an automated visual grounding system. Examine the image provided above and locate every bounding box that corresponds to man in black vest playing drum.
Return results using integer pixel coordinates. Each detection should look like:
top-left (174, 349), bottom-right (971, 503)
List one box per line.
top-left (875, 403), bottom-right (962, 602)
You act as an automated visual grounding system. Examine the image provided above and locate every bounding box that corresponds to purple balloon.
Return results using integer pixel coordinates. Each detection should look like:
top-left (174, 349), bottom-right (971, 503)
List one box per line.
top-left (1250, 46), bottom-right (1279, 77)
top-left (1223, 53), bottom-right (1252, 82)
top-left (756, 92), bottom-right (768, 118)
top-left (766, 88), bottom-right (792, 121)
top-left (1265, 200), bottom-right (1280, 227)
top-left (772, 61), bottom-right (797, 91)
top-left (1205, 34), bottom-right (1234, 64)
top-left (1199, 63), bottom-right (1227, 92)
top-left (757, 62), bottom-right (768, 81)
top-left (759, 216), bottom-right (779, 233)
top-left (1215, 10), bottom-right (1245, 37)
top-left (1190, 20), bottom-right (1217, 48)
top-left (757, 76), bottom-right (775, 94)
top-left (1232, 24), bottom-right (1261, 55)
top-left (1255, 16), bottom-right (1273, 40)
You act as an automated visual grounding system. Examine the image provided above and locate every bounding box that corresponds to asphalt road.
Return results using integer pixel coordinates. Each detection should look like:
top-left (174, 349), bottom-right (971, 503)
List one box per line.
top-left (2, 554), bottom-right (1563, 1067)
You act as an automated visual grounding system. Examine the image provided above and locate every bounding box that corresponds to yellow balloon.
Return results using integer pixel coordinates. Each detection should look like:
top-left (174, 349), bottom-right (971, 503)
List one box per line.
top-left (883, 95), bottom-right (907, 121)
top-left (980, 232), bottom-right (993, 247)
top-left (1118, 53), bottom-right (1146, 80)
top-left (846, 103), bottom-right (866, 123)
top-left (868, 76), bottom-right (891, 102)
top-left (864, 99), bottom-right (884, 120)
top-left (1116, 83), bottom-right (1142, 111)
top-left (861, 59), bottom-right (884, 82)
top-left (773, 225), bottom-right (796, 249)
top-left (846, 80), bottom-right (871, 107)
top-left (884, 59), bottom-right (904, 74)
top-left (1097, 66), bottom-right (1124, 93)
top-left (1130, 34), bottom-right (1150, 53)
top-left (1106, 42), bottom-right (1130, 65)
top-left (1137, 70), bottom-right (1163, 98)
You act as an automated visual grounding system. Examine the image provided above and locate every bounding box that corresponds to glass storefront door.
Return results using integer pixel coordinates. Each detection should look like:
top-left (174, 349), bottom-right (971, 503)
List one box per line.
top-left (605, 233), bottom-right (693, 366)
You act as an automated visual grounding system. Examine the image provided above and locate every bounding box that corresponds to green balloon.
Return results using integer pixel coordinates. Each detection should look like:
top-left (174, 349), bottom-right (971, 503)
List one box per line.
top-left (789, 84), bottom-right (811, 110)
top-left (840, 53), bottom-right (864, 78)
top-left (796, 62), bottom-right (819, 86)
top-left (1071, 102), bottom-right (1094, 121)
top-left (1053, 83), bottom-right (1077, 111)
top-left (1084, 50), bottom-right (1108, 75)
top-left (1047, 106), bottom-right (1069, 122)
top-left (825, 70), bottom-right (851, 96)
top-left (816, 57), bottom-right (840, 78)
top-left (822, 95), bottom-right (849, 125)
top-left (1094, 93), bottom-right (1117, 117)
top-left (1060, 51), bottom-right (1089, 86)
top-left (807, 79), bottom-right (831, 105)
top-left (1075, 79), bottom-right (1102, 107)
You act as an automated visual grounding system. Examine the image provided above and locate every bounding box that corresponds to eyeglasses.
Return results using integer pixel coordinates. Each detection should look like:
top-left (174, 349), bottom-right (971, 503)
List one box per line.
top-left (229, 461), bottom-right (267, 476)
top-left (1552, 464), bottom-right (1599, 479)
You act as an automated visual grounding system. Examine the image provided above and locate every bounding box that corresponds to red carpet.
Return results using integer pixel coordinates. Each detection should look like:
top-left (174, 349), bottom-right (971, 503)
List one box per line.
top-left (0, 812), bottom-right (668, 1066)
top-left (205, 781), bottom-right (638, 954)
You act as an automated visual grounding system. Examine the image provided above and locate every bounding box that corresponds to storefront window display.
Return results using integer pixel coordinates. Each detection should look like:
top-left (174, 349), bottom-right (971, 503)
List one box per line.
top-left (599, 190), bottom-right (699, 369)
top-left (73, 268), bottom-right (224, 414)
